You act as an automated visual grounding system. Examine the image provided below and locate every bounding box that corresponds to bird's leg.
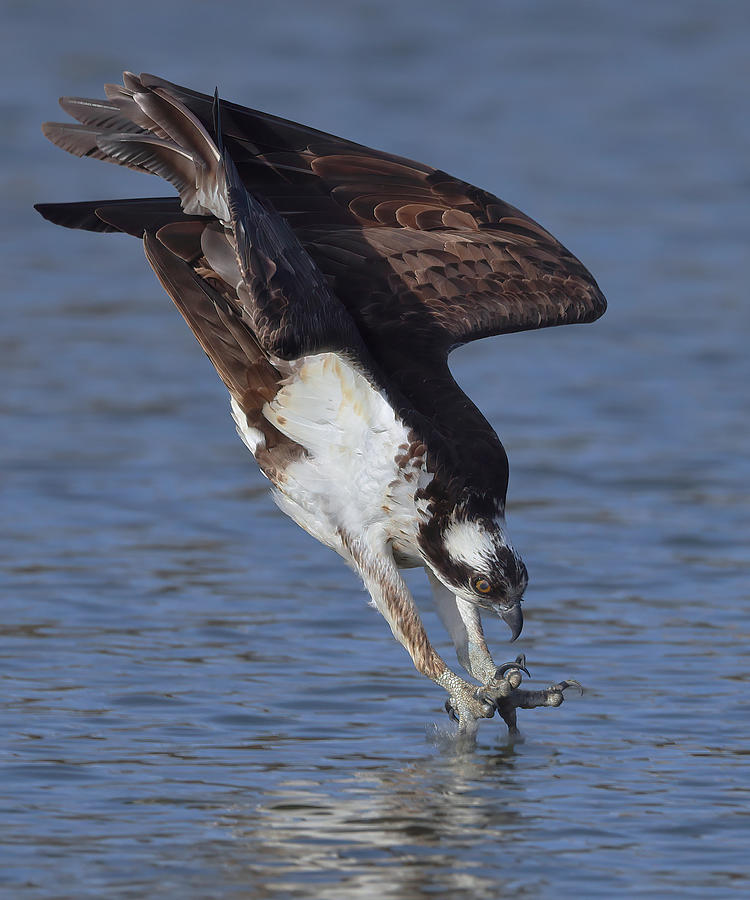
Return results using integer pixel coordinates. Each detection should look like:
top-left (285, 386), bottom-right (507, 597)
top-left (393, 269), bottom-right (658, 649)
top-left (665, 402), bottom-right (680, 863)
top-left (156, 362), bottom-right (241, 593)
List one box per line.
top-left (456, 630), bottom-right (582, 735)
top-left (463, 650), bottom-right (582, 735)
top-left (426, 569), bottom-right (497, 683)
top-left (428, 572), bottom-right (529, 704)
top-left (426, 571), bottom-right (580, 733)
top-left (342, 533), bottom-right (494, 733)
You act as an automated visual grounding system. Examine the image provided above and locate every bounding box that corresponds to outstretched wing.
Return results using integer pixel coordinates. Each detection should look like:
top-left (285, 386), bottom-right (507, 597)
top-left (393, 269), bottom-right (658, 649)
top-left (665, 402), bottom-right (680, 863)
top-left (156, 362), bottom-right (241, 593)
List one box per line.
top-left (37, 73), bottom-right (606, 501)
top-left (39, 72), bottom-right (606, 362)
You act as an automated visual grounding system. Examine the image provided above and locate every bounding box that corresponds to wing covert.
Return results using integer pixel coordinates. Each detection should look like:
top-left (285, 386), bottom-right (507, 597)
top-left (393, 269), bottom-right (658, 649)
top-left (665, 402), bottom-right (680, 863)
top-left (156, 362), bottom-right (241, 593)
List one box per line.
top-left (137, 73), bottom-right (606, 355)
top-left (40, 71), bottom-right (606, 358)
top-left (303, 223), bottom-right (605, 359)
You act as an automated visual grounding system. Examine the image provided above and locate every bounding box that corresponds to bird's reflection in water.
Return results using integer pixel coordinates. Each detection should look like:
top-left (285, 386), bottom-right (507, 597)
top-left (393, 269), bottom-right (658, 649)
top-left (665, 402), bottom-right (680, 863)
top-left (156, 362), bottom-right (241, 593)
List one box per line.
top-left (217, 742), bottom-right (535, 899)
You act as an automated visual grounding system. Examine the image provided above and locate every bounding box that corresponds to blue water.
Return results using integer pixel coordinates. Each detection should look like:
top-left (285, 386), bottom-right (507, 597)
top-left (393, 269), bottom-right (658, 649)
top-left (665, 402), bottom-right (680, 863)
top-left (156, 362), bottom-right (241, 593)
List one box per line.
top-left (2, 1), bottom-right (749, 896)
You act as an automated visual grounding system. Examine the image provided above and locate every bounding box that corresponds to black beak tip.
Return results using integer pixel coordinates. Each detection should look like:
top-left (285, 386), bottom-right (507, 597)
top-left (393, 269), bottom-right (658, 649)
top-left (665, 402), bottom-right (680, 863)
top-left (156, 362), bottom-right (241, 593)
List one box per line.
top-left (500, 603), bottom-right (524, 642)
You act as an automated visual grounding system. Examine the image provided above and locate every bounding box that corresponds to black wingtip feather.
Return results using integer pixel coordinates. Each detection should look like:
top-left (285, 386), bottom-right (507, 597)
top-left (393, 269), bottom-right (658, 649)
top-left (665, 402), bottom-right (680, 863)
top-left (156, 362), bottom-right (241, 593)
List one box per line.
top-left (33, 197), bottom-right (208, 236)
top-left (34, 201), bottom-right (117, 233)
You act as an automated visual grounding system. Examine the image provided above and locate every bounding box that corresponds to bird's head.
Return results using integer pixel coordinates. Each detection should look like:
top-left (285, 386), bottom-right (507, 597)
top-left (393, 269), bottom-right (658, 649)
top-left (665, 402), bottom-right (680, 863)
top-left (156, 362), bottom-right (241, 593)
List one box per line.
top-left (419, 510), bottom-right (528, 641)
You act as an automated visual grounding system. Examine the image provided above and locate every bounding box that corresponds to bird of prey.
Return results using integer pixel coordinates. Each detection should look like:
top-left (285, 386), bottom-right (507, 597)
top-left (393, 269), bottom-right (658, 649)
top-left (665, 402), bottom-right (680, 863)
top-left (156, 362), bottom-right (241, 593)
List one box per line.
top-left (36, 73), bottom-right (606, 735)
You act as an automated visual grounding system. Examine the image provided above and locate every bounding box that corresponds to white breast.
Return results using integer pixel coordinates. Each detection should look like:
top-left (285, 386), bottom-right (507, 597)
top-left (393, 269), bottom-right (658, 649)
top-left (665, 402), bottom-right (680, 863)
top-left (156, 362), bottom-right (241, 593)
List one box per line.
top-left (231, 352), bottom-right (428, 564)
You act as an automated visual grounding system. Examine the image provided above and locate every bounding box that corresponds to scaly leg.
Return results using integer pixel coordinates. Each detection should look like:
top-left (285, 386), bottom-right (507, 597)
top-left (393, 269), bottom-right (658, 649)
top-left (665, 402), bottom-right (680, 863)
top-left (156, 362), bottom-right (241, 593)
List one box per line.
top-left (342, 533), bottom-right (494, 733)
top-left (427, 569), bottom-right (497, 683)
top-left (427, 571), bottom-right (581, 733)
top-left (428, 572), bottom-right (533, 707)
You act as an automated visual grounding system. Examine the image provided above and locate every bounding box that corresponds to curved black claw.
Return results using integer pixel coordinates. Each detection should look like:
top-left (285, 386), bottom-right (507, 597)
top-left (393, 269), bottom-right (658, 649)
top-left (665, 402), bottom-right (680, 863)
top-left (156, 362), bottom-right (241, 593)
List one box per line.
top-left (470, 689), bottom-right (498, 718)
top-left (557, 679), bottom-right (584, 696)
top-left (445, 699), bottom-right (459, 723)
top-left (495, 653), bottom-right (530, 680)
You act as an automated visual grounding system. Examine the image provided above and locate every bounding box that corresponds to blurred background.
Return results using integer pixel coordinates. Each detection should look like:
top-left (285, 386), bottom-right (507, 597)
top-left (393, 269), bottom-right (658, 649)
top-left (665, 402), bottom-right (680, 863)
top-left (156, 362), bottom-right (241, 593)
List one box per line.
top-left (1, 1), bottom-right (749, 897)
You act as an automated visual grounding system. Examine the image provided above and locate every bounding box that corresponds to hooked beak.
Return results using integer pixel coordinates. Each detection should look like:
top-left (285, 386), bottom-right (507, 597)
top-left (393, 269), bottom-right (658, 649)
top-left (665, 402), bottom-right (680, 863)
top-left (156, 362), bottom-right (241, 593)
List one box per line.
top-left (497, 601), bottom-right (523, 642)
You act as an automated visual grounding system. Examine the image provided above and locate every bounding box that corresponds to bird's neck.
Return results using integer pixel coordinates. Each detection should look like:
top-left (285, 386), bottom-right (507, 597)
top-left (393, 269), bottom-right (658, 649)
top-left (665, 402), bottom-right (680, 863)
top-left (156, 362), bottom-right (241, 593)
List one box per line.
top-left (383, 349), bottom-right (509, 501)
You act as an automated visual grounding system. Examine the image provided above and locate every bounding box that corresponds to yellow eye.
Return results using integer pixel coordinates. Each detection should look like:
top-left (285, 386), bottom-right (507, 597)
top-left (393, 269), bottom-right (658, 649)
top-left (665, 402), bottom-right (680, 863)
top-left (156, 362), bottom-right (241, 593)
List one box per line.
top-left (473, 577), bottom-right (492, 594)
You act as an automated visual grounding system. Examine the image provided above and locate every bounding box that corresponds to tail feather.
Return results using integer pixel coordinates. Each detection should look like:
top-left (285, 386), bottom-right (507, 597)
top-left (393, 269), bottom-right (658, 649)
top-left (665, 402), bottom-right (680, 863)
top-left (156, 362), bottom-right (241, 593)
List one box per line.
top-left (143, 231), bottom-right (260, 404)
top-left (142, 232), bottom-right (300, 481)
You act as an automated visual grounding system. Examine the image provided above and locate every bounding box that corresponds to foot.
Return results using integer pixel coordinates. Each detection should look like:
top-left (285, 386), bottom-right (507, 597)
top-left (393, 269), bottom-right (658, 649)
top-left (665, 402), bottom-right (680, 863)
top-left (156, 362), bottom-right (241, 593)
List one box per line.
top-left (473, 653), bottom-right (531, 705)
top-left (440, 674), bottom-right (496, 735)
top-left (477, 655), bottom-right (583, 736)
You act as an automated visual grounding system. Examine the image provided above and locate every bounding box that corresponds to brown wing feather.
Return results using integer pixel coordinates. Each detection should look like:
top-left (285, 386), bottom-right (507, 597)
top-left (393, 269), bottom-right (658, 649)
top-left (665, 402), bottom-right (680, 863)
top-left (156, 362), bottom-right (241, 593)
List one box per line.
top-left (142, 232), bottom-right (302, 482)
top-left (306, 226), bottom-right (605, 355)
top-left (129, 73), bottom-right (606, 348)
top-left (41, 70), bottom-right (605, 357)
top-left (37, 72), bottom-right (605, 502)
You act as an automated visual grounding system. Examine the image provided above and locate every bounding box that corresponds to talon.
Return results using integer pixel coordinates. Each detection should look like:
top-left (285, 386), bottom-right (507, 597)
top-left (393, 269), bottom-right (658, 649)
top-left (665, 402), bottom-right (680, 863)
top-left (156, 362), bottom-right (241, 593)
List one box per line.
top-left (479, 700), bottom-right (495, 718)
top-left (472, 687), bottom-right (487, 705)
top-left (495, 654), bottom-right (530, 680)
top-left (445, 699), bottom-right (459, 723)
top-left (470, 690), bottom-right (497, 717)
top-left (535, 679), bottom-right (583, 708)
top-left (493, 665), bottom-right (585, 713)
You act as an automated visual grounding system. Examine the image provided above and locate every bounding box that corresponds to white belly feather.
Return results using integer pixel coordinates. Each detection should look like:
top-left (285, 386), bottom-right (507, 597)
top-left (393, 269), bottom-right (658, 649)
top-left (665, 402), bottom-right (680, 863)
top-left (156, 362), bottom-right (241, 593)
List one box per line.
top-left (230, 352), bottom-right (427, 565)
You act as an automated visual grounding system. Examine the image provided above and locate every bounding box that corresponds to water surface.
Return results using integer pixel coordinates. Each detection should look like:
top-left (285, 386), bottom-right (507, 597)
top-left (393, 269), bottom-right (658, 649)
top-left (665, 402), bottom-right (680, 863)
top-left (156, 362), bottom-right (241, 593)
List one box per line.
top-left (1, 1), bottom-right (749, 897)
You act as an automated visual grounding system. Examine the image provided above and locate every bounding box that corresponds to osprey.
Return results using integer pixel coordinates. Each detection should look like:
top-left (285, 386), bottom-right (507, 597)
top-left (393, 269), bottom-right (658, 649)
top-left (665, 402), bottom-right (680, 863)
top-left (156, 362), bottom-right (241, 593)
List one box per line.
top-left (36, 73), bottom-right (605, 735)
